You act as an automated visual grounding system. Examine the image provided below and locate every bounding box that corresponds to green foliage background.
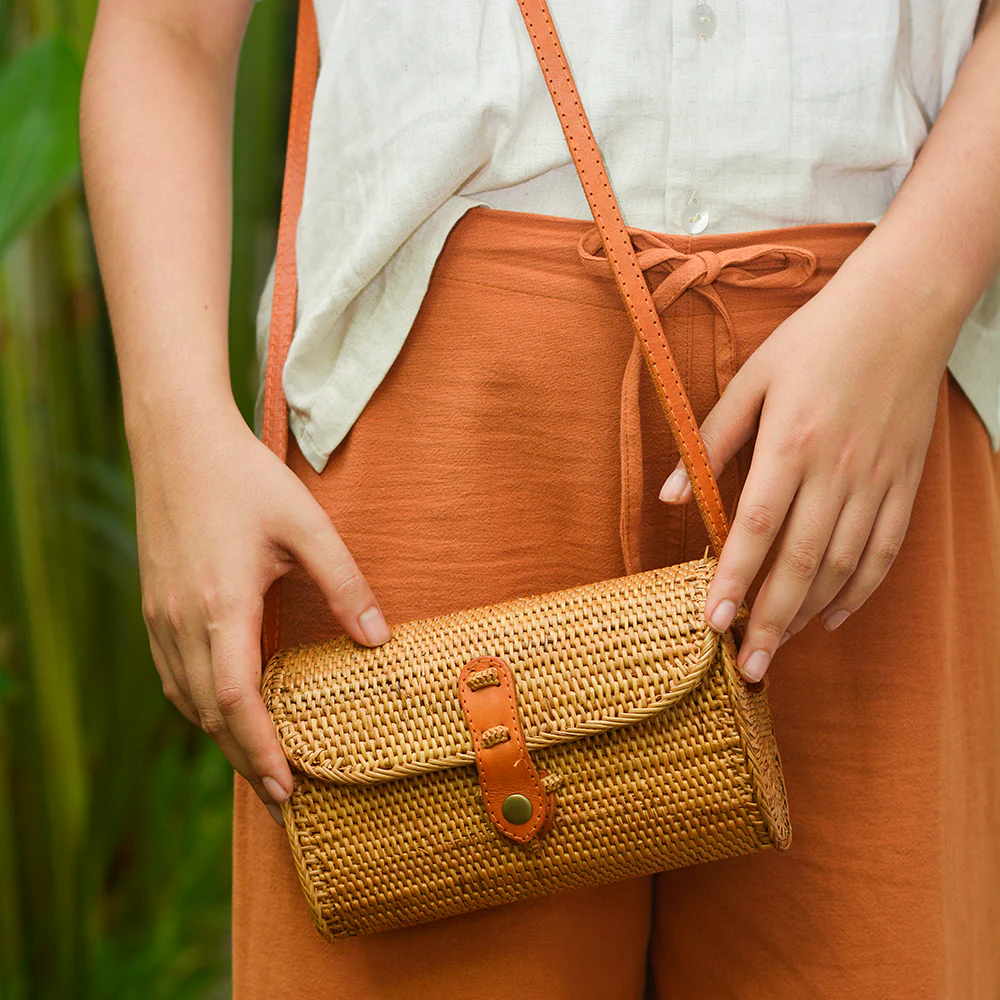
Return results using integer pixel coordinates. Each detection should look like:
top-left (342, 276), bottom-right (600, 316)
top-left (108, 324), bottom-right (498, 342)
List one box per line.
top-left (0, 2), bottom-right (295, 996)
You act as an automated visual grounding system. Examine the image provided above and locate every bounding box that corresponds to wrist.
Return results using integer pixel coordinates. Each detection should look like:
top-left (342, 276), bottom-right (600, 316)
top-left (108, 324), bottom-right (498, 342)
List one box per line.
top-left (831, 234), bottom-right (968, 367)
top-left (123, 380), bottom-right (243, 455)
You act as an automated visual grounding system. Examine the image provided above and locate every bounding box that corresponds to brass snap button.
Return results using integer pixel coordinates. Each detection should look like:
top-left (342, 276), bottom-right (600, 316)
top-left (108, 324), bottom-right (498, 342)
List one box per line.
top-left (501, 793), bottom-right (533, 825)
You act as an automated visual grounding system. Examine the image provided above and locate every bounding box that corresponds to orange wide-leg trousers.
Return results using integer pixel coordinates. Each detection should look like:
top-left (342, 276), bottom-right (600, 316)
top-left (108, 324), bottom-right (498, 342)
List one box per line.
top-left (234, 206), bottom-right (1000, 999)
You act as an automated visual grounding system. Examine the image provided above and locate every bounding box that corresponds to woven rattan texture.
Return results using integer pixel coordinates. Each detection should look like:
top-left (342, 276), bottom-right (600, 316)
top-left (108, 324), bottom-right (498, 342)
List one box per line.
top-left (263, 556), bottom-right (790, 940)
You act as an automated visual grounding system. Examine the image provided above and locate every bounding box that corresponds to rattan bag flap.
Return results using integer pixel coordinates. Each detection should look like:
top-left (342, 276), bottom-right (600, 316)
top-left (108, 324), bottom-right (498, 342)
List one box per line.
top-left (263, 563), bottom-right (718, 786)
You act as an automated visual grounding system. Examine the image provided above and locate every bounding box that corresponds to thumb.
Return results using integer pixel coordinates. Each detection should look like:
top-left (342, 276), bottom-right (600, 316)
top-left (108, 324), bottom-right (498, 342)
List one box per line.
top-left (658, 366), bottom-right (765, 504)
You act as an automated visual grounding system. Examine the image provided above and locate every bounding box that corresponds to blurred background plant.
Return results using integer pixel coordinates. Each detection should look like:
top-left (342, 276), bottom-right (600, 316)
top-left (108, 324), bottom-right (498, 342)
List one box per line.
top-left (0, 2), bottom-right (294, 996)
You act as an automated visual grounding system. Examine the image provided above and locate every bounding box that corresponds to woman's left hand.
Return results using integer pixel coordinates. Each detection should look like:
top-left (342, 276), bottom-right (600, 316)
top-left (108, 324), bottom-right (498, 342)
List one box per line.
top-left (658, 256), bottom-right (960, 683)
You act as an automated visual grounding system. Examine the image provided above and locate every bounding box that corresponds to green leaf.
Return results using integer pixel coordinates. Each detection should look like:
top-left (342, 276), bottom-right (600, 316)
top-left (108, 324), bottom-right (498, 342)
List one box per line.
top-left (0, 36), bottom-right (83, 255)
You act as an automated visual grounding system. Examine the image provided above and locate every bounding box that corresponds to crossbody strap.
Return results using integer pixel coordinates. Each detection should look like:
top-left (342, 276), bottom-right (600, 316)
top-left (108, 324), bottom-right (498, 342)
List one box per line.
top-left (261, 0), bottom-right (732, 659)
top-left (513, 0), bottom-right (730, 554)
top-left (260, 0), bottom-right (318, 469)
top-left (260, 0), bottom-right (318, 660)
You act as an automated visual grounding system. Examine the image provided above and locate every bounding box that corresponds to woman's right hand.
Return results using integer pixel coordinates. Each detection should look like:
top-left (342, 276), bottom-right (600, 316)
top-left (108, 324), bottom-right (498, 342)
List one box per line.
top-left (81, 2), bottom-right (351, 826)
top-left (130, 397), bottom-right (389, 827)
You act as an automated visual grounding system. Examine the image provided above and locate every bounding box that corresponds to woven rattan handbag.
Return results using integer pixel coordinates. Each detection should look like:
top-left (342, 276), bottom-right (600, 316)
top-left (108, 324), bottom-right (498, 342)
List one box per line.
top-left (257, 0), bottom-right (791, 942)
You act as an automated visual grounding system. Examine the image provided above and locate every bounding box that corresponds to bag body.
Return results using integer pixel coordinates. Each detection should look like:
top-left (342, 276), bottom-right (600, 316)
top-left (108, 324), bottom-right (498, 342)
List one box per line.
top-left (263, 560), bottom-right (789, 939)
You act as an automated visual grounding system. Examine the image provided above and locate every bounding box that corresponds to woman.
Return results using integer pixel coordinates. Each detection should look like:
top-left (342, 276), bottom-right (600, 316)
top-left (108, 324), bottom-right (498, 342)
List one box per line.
top-left (80, 0), bottom-right (1000, 996)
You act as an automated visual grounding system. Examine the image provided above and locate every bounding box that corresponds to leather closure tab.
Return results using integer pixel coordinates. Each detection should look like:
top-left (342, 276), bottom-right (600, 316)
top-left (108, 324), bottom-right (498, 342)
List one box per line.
top-left (458, 656), bottom-right (550, 844)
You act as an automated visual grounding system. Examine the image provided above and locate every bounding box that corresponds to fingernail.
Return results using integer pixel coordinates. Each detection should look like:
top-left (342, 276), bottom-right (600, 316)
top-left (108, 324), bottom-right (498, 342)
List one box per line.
top-left (777, 631), bottom-right (791, 648)
top-left (708, 599), bottom-right (736, 633)
top-left (266, 802), bottom-right (285, 828)
top-left (262, 775), bottom-right (288, 804)
top-left (359, 606), bottom-right (391, 645)
top-left (659, 467), bottom-right (688, 503)
top-left (742, 649), bottom-right (770, 682)
top-left (822, 609), bottom-right (850, 632)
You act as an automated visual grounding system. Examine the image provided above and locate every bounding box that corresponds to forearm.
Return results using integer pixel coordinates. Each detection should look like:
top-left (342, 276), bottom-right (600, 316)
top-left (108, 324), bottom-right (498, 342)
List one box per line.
top-left (80, 1), bottom-right (252, 454)
top-left (836, 0), bottom-right (1000, 358)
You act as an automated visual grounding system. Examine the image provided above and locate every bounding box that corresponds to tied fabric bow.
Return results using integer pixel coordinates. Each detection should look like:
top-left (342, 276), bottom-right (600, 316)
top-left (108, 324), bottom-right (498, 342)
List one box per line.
top-left (576, 225), bottom-right (818, 574)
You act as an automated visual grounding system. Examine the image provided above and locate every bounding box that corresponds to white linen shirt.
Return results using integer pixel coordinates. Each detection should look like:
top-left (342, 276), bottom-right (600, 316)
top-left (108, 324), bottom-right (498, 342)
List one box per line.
top-left (254, 0), bottom-right (1000, 473)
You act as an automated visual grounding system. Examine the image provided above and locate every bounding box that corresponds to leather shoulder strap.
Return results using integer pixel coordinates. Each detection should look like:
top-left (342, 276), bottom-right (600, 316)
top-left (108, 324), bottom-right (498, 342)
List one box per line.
top-left (261, 0), bottom-right (318, 465)
top-left (261, 0), bottom-right (731, 658)
top-left (260, 0), bottom-right (318, 660)
top-left (514, 0), bottom-right (730, 554)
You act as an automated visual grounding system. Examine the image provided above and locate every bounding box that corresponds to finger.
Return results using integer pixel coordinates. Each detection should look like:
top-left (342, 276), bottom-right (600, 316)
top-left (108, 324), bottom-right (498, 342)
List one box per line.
top-left (179, 627), bottom-right (278, 804)
top-left (816, 482), bottom-right (914, 631)
top-left (144, 596), bottom-right (199, 722)
top-left (148, 627), bottom-right (200, 727)
top-left (659, 364), bottom-right (766, 503)
top-left (208, 595), bottom-right (294, 807)
top-left (703, 432), bottom-right (800, 636)
top-left (785, 491), bottom-right (883, 635)
top-left (278, 494), bottom-right (390, 647)
top-left (736, 477), bottom-right (845, 681)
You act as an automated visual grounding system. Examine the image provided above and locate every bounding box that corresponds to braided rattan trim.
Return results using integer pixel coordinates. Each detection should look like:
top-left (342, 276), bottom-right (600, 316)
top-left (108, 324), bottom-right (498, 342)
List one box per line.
top-left (480, 725), bottom-right (511, 749)
top-left (722, 630), bottom-right (792, 850)
top-left (466, 667), bottom-right (500, 690)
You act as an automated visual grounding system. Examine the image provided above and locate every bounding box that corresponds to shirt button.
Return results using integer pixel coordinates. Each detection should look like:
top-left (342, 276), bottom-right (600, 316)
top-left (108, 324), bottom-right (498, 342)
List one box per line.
top-left (690, 3), bottom-right (717, 38)
top-left (683, 203), bottom-right (711, 235)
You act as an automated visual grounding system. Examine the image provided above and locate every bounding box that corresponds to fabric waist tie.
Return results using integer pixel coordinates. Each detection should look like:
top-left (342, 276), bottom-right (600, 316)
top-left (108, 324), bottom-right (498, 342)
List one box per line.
top-left (575, 225), bottom-right (819, 573)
